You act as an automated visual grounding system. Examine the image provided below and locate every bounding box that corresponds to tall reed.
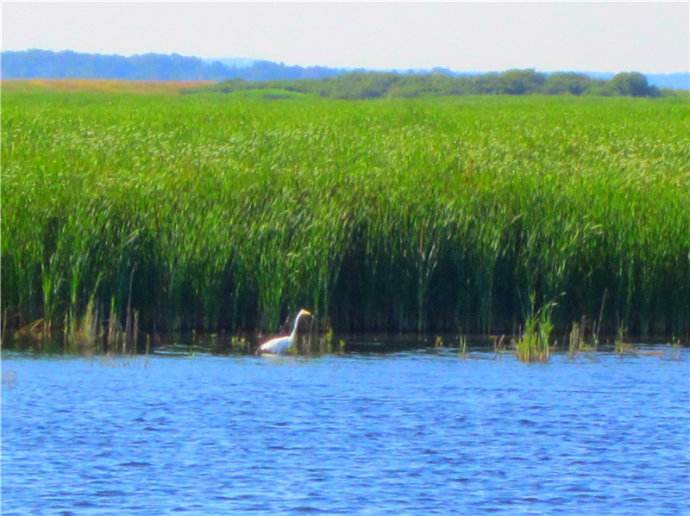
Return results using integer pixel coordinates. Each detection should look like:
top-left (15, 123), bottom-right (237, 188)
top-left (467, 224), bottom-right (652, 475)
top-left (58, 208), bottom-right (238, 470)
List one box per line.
top-left (2, 89), bottom-right (689, 340)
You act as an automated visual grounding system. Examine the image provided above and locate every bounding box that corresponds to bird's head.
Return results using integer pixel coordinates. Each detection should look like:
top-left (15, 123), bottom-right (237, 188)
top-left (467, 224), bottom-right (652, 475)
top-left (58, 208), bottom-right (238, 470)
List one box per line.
top-left (298, 309), bottom-right (313, 319)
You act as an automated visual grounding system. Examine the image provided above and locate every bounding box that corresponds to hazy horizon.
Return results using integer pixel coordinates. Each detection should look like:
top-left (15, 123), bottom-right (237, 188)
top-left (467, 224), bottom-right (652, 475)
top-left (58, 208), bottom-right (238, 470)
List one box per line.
top-left (4, 47), bottom-right (690, 77)
top-left (3, 3), bottom-right (689, 74)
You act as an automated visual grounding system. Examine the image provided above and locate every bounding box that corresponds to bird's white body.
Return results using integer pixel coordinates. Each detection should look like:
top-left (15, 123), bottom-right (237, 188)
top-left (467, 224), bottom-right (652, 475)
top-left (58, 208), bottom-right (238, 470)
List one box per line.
top-left (258, 334), bottom-right (293, 354)
top-left (257, 309), bottom-right (311, 355)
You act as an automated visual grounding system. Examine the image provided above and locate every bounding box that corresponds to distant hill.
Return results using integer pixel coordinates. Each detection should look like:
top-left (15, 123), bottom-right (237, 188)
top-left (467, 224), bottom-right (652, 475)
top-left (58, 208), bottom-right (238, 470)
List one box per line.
top-left (2, 49), bottom-right (688, 90)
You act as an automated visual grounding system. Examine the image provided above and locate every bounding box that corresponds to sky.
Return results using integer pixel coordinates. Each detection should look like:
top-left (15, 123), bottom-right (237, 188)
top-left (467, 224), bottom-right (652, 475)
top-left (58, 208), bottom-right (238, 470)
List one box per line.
top-left (2, 2), bottom-right (689, 73)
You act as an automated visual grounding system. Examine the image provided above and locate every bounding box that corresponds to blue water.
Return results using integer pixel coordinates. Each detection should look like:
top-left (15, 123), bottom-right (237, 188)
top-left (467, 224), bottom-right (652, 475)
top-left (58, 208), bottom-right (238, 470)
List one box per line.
top-left (2, 347), bottom-right (689, 514)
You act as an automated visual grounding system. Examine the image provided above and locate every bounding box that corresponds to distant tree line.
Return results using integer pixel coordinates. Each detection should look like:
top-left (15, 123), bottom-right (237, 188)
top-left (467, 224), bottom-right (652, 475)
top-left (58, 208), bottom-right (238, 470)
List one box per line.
top-left (205, 70), bottom-right (662, 99)
top-left (2, 50), bottom-right (673, 97)
top-left (1, 50), bottom-right (344, 81)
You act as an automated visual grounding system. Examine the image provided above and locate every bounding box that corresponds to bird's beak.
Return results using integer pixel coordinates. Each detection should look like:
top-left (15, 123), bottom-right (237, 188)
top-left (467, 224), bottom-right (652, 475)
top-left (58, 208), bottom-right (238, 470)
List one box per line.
top-left (303, 309), bottom-right (312, 317)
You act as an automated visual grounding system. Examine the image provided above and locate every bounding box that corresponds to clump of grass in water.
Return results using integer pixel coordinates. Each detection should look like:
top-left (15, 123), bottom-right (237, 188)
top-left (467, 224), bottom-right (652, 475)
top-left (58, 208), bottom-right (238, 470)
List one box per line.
top-left (567, 320), bottom-right (599, 358)
top-left (458, 335), bottom-right (468, 359)
top-left (669, 336), bottom-right (683, 361)
top-left (567, 321), bottom-right (583, 358)
top-left (491, 334), bottom-right (507, 359)
top-left (230, 335), bottom-right (250, 352)
top-left (515, 299), bottom-right (555, 363)
top-left (614, 324), bottom-right (633, 355)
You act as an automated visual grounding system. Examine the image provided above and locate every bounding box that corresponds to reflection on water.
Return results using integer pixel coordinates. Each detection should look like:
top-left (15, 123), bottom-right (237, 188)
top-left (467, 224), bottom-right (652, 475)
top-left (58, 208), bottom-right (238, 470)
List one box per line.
top-left (2, 346), bottom-right (689, 514)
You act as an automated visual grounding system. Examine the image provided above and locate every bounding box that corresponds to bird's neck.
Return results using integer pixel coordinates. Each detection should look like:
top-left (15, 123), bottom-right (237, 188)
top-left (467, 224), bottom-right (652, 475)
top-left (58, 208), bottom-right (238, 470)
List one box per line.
top-left (290, 314), bottom-right (303, 339)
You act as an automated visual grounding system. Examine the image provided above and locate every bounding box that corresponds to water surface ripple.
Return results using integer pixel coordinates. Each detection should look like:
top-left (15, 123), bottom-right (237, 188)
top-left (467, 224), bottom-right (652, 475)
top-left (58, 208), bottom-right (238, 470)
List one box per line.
top-left (3, 348), bottom-right (689, 514)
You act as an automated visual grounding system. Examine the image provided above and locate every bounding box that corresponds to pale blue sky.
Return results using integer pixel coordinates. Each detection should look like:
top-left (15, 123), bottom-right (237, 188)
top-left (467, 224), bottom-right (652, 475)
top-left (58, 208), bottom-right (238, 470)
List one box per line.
top-left (3, 2), bottom-right (688, 73)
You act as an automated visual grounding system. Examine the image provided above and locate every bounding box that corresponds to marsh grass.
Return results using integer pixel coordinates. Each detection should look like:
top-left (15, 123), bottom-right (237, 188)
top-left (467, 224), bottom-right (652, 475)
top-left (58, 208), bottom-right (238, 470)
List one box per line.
top-left (1, 79), bottom-right (212, 94)
top-left (2, 89), bottom-right (689, 342)
top-left (458, 335), bottom-right (468, 359)
top-left (614, 325), bottom-right (634, 355)
top-left (515, 298), bottom-right (556, 363)
top-left (567, 321), bottom-right (600, 358)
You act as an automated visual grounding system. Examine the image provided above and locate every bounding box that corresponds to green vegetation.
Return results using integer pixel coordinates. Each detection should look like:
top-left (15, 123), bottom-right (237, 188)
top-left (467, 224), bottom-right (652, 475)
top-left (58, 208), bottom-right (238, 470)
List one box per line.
top-left (199, 70), bottom-right (664, 99)
top-left (2, 86), bottom-right (689, 343)
top-left (515, 297), bottom-right (555, 363)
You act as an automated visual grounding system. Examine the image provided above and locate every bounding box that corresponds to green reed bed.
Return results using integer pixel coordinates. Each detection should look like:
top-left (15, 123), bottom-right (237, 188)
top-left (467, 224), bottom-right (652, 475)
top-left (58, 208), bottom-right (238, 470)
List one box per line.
top-left (2, 90), bottom-right (689, 341)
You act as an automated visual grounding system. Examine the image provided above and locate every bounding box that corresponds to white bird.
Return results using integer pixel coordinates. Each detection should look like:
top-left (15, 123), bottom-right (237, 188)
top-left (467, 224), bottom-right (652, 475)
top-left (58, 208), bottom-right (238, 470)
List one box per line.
top-left (256, 309), bottom-right (312, 355)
